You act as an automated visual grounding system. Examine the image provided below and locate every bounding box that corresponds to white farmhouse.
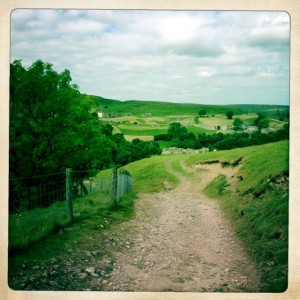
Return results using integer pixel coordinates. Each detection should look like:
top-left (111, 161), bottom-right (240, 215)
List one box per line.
top-left (98, 112), bottom-right (104, 118)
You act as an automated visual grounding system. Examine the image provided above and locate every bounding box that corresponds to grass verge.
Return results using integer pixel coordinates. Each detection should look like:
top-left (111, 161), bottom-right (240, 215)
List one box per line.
top-left (197, 141), bottom-right (289, 292)
top-left (9, 171), bottom-right (135, 253)
top-left (124, 155), bottom-right (180, 193)
top-left (8, 191), bottom-right (136, 289)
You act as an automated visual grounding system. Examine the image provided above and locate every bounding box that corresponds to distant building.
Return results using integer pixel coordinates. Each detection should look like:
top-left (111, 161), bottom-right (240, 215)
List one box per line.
top-left (98, 112), bottom-right (105, 118)
top-left (97, 111), bottom-right (121, 118)
top-left (243, 126), bottom-right (258, 132)
top-left (110, 112), bottom-right (121, 118)
top-left (200, 125), bottom-right (216, 130)
top-left (261, 128), bottom-right (278, 134)
top-left (180, 122), bottom-right (192, 126)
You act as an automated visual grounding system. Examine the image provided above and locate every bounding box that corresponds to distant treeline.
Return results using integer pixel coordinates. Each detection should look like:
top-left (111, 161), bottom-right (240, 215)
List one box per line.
top-left (154, 122), bottom-right (289, 151)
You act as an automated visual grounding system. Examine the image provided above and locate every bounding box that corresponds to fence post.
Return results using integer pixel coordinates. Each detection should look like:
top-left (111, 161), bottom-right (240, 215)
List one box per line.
top-left (66, 168), bottom-right (73, 222)
top-left (110, 167), bottom-right (118, 207)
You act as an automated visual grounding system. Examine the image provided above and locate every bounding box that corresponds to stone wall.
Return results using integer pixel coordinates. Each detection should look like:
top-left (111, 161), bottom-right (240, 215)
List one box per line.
top-left (162, 147), bottom-right (209, 155)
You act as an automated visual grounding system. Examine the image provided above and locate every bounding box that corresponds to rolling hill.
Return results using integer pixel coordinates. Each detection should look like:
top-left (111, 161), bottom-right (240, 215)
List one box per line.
top-left (85, 94), bottom-right (289, 119)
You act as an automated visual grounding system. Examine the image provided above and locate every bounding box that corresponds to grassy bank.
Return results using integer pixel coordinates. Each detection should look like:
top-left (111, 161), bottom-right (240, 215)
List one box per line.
top-left (124, 155), bottom-right (180, 193)
top-left (9, 170), bottom-right (136, 252)
top-left (186, 141), bottom-right (289, 292)
top-left (9, 191), bottom-right (137, 287)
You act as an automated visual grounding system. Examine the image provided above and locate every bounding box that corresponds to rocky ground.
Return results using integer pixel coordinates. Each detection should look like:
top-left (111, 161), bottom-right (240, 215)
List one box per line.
top-left (8, 159), bottom-right (262, 292)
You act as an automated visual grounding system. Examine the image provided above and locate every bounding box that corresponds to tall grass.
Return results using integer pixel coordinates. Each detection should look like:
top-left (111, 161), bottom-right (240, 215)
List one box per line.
top-left (9, 193), bottom-right (110, 252)
top-left (9, 201), bottom-right (70, 251)
top-left (9, 168), bottom-right (135, 252)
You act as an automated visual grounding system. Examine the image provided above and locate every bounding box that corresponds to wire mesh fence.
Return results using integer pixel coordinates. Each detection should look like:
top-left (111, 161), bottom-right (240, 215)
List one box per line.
top-left (9, 168), bottom-right (133, 216)
top-left (71, 171), bottom-right (111, 198)
top-left (9, 172), bottom-right (66, 213)
top-left (116, 169), bottom-right (133, 202)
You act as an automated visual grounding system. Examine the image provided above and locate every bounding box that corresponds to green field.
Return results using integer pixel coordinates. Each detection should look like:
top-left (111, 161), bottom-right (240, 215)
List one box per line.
top-left (114, 124), bottom-right (168, 136)
top-left (94, 96), bottom-right (288, 142)
top-left (103, 112), bottom-right (286, 141)
top-left (87, 94), bottom-right (289, 119)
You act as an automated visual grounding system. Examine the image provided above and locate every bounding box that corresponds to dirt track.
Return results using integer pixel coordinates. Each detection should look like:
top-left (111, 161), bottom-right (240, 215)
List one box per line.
top-left (9, 159), bottom-right (262, 292)
top-left (100, 160), bottom-right (261, 292)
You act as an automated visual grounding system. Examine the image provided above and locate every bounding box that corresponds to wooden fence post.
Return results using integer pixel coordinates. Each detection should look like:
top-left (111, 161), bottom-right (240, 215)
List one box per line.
top-left (66, 168), bottom-right (73, 221)
top-left (110, 167), bottom-right (118, 207)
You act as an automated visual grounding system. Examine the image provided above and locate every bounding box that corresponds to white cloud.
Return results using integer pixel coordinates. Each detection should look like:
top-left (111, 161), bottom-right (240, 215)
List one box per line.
top-left (10, 10), bottom-right (290, 105)
top-left (59, 19), bottom-right (106, 34)
top-left (160, 15), bottom-right (201, 42)
top-left (197, 67), bottom-right (216, 77)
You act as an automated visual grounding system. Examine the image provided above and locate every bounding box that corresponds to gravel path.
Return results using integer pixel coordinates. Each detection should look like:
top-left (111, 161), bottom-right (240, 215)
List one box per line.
top-left (9, 159), bottom-right (262, 292)
top-left (100, 160), bottom-right (261, 292)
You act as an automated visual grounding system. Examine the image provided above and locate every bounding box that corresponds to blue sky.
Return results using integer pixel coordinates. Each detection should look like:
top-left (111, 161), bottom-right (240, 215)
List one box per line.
top-left (10, 10), bottom-right (290, 105)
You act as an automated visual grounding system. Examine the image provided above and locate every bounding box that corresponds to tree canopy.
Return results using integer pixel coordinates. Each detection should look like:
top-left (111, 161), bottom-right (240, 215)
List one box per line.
top-left (253, 114), bottom-right (270, 131)
top-left (226, 111), bottom-right (234, 119)
top-left (154, 121), bottom-right (288, 151)
top-left (257, 118), bottom-right (270, 131)
top-left (10, 60), bottom-right (114, 178)
top-left (233, 118), bottom-right (243, 131)
top-left (198, 109), bottom-right (207, 117)
top-left (9, 59), bottom-right (161, 180)
top-left (168, 122), bottom-right (188, 138)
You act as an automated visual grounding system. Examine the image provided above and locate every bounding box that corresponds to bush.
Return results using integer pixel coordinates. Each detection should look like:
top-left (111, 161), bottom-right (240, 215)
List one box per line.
top-left (154, 133), bottom-right (172, 141)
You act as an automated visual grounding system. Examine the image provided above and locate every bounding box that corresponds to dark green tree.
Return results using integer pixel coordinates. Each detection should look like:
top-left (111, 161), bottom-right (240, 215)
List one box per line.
top-left (253, 114), bottom-right (266, 126)
top-left (168, 122), bottom-right (188, 139)
top-left (198, 109), bottom-right (207, 117)
top-left (9, 59), bottom-right (114, 178)
top-left (233, 118), bottom-right (243, 131)
top-left (226, 111), bottom-right (234, 119)
top-left (257, 118), bottom-right (270, 131)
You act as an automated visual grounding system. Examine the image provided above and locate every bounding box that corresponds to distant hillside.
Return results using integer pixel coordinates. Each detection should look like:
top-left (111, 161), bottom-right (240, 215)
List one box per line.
top-left (84, 94), bottom-right (289, 119)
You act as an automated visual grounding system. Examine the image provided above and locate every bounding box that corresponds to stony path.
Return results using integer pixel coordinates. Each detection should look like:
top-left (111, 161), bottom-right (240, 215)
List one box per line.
top-left (99, 160), bottom-right (261, 292)
top-left (9, 159), bottom-right (261, 292)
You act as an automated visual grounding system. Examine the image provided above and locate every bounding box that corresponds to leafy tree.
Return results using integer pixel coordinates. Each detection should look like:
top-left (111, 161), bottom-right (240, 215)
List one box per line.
top-left (253, 113), bottom-right (266, 126)
top-left (111, 134), bottom-right (161, 166)
top-left (168, 122), bottom-right (188, 138)
top-left (233, 118), bottom-right (243, 131)
top-left (194, 116), bottom-right (199, 124)
top-left (154, 133), bottom-right (172, 141)
top-left (257, 118), bottom-right (270, 131)
top-left (10, 59), bottom-right (114, 178)
top-left (198, 109), bottom-right (207, 117)
top-left (226, 111), bottom-right (234, 119)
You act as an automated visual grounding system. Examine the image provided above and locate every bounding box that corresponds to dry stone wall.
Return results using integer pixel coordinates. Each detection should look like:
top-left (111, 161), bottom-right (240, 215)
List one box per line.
top-left (162, 147), bottom-right (209, 155)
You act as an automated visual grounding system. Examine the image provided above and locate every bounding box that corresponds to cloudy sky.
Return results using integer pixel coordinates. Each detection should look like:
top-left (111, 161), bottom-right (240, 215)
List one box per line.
top-left (10, 9), bottom-right (290, 105)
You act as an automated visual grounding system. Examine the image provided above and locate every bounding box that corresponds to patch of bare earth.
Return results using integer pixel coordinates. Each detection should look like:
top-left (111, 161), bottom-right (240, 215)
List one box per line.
top-left (100, 159), bottom-right (261, 292)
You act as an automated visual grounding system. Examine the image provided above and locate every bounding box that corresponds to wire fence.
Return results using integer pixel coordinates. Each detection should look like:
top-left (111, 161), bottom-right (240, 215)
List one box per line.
top-left (9, 172), bottom-right (66, 213)
top-left (9, 168), bottom-right (133, 217)
top-left (116, 169), bottom-right (133, 202)
top-left (71, 171), bottom-right (111, 198)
